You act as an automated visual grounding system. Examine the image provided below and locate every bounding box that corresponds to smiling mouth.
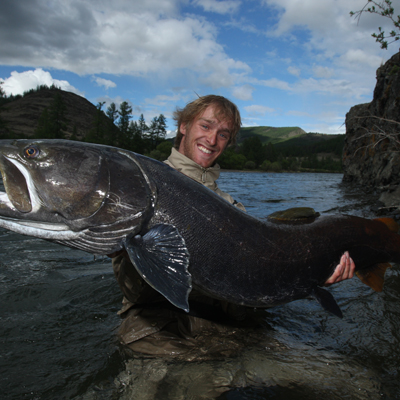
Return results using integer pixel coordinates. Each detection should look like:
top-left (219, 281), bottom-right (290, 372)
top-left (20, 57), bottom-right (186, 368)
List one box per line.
top-left (198, 144), bottom-right (213, 155)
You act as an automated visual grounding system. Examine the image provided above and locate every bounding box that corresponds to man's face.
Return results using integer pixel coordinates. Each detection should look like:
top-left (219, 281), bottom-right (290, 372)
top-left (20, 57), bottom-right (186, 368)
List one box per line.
top-left (178, 105), bottom-right (231, 168)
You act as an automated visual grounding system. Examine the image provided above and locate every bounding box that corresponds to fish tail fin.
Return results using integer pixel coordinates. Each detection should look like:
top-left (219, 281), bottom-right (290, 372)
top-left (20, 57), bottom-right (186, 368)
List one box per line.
top-left (373, 217), bottom-right (399, 232)
top-left (356, 262), bottom-right (391, 292)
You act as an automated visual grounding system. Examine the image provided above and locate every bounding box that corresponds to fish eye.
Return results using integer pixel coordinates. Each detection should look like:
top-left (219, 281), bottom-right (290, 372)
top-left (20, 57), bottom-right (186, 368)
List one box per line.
top-left (23, 145), bottom-right (40, 159)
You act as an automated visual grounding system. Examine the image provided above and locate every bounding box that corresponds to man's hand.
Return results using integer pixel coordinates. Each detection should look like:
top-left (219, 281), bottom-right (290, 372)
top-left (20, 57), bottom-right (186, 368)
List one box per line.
top-left (324, 251), bottom-right (355, 286)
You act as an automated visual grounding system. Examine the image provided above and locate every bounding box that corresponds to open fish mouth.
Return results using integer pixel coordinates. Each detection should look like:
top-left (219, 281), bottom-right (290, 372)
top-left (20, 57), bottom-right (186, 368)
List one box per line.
top-left (0, 156), bottom-right (32, 213)
top-left (0, 156), bottom-right (79, 239)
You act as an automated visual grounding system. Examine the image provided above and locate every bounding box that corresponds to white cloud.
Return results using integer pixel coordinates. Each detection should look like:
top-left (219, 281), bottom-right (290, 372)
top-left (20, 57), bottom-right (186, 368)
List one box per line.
top-left (246, 72), bottom-right (373, 103)
top-left (257, 77), bottom-right (291, 91)
top-left (1, 68), bottom-right (82, 96)
top-left (263, 0), bottom-right (378, 37)
top-left (261, 0), bottom-right (397, 61)
top-left (0, 1), bottom-right (250, 89)
top-left (244, 104), bottom-right (275, 116)
top-left (145, 93), bottom-right (182, 106)
top-left (287, 110), bottom-right (311, 117)
top-left (293, 77), bottom-right (372, 99)
top-left (339, 49), bottom-right (383, 68)
top-left (231, 84), bottom-right (254, 100)
top-left (303, 122), bottom-right (346, 135)
top-left (92, 76), bottom-right (116, 90)
top-left (287, 66), bottom-right (300, 77)
top-left (312, 65), bottom-right (334, 78)
top-left (193, 0), bottom-right (241, 14)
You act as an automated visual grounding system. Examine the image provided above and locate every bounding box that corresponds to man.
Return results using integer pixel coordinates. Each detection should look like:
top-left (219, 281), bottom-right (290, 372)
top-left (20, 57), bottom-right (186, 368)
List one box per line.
top-left (166, 95), bottom-right (354, 284)
top-left (112, 95), bottom-right (355, 355)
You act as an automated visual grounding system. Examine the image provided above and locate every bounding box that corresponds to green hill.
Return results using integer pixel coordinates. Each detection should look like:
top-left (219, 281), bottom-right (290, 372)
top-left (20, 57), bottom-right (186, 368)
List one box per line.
top-left (239, 126), bottom-right (344, 157)
top-left (0, 87), bottom-right (345, 172)
top-left (238, 126), bottom-right (307, 144)
top-left (223, 126), bottom-right (345, 172)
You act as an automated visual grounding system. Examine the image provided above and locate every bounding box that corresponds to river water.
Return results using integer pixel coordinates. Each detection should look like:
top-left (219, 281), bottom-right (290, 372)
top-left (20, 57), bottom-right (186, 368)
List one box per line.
top-left (0, 172), bottom-right (399, 399)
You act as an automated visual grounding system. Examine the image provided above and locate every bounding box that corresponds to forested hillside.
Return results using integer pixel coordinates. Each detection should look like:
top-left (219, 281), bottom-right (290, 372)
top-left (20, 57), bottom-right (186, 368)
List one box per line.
top-left (0, 85), bottom-right (344, 172)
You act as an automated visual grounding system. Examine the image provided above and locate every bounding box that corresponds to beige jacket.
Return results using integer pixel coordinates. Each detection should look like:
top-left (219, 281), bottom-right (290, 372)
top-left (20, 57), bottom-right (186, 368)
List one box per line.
top-left (164, 148), bottom-right (245, 211)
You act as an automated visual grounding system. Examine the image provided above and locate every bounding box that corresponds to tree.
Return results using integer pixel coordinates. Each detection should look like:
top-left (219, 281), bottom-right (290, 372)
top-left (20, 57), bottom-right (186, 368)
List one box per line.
top-left (49, 92), bottom-right (68, 138)
top-left (118, 101), bottom-right (132, 127)
top-left (156, 140), bottom-right (173, 158)
top-left (148, 117), bottom-right (159, 144)
top-left (34, 108), bottom-right (52, 138)
top-left (240, 136), bottom-right (266, 167)
top-left (34, 92), bottom-right (68, 139)
top-left (117, 101), bottom-right (133, 148)
top-left (148, 114), bottom-right (167, 146)
top-left (129, 120), bottom-right (146, 153)
top-left (350, 0), bottom-right (400, 49)
top-left (265, 142), bottom-right (278, 163)
top-left (138, 114), bottom-right (148, 136)
top-left (218, 147), bottom-right (247, 170)
top-left (156, 114), bottom-right (167, 140)
top-left (87, 102), bottom-right (106, 144)
top-left (106, 102), bottom-right (118, 123)
top-left (71, 125), bottom-right (78, 141)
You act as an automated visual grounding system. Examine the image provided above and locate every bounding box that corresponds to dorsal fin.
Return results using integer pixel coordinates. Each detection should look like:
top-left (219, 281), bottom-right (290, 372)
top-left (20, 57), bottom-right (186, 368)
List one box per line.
top-left (373, 217), bottom-right (399, 232)
top-left (356, 262), bottom-right (391, 292)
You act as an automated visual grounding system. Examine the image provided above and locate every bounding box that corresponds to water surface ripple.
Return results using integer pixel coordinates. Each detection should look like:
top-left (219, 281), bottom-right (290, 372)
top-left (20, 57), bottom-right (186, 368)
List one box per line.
top-left (0, 172), bottom-right (399, 399)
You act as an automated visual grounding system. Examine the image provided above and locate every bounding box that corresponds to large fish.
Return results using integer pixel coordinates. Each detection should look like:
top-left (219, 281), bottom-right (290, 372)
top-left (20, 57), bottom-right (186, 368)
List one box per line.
top-left (0, 139), bottom-right (398, 318)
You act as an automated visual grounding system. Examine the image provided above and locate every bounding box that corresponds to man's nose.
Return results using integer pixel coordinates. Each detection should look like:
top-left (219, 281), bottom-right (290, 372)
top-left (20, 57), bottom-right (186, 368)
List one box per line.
top-left (206, 130), bottom-right (218, 145)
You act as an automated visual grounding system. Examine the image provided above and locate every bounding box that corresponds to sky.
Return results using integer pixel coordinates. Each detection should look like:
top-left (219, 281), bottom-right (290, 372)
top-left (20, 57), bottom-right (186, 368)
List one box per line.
top-left (0, 0), bottom-right (399, 136)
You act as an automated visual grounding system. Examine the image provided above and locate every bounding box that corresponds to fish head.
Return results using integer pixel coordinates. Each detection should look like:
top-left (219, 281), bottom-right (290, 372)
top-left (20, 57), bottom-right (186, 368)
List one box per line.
top-left (0, 139), bottom-right (109, 218)
top-left (0, 139), bottom-right (154, 253)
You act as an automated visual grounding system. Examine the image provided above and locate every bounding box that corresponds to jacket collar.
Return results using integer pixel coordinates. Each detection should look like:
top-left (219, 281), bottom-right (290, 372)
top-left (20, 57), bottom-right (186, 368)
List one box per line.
top-left (166, 148), bottom-right (221, 190)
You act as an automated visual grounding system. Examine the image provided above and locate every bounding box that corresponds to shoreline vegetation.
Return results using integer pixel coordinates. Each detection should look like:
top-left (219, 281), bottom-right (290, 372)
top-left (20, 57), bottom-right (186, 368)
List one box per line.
top-left (0, 85), bottom-right (344, 173)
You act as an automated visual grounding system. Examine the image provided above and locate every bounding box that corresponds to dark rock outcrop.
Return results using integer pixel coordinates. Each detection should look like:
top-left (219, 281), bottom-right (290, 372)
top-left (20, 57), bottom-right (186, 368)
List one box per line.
top-left (343, 52), bottom-right (400, 207)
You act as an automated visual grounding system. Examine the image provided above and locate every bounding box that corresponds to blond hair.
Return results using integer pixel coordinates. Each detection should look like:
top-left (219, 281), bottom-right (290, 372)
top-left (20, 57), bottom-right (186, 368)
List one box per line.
top-left (172, 95), bottom-right (241, 149)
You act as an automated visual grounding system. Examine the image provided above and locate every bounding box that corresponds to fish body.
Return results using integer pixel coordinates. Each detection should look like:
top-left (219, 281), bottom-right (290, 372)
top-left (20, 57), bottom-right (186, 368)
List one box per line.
top-left (0, 139), bottom-right (399, 316)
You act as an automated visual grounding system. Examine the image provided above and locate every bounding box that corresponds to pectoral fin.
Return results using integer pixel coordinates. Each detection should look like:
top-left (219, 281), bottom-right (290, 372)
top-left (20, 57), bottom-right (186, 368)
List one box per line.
top-left (313, 287), bottom-right (343, 318)
top-left (356, 262), bottom-right (391, 292)
top-left (125, 224), bottom-right (192, 312)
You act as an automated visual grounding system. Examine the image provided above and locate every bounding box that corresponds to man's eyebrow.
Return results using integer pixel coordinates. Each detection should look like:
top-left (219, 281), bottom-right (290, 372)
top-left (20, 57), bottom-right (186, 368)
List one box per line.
top-left (198, 117), bottom-right (216, 125)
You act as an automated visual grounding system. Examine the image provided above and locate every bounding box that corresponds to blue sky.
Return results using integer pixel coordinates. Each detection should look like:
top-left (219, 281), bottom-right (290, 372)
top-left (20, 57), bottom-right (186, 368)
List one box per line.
top-left (0, 0), bottom-right (398, 136)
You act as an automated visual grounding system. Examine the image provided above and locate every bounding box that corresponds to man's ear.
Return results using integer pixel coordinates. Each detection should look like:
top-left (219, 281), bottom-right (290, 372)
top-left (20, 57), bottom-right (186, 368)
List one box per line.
top-left (180, 123), bottom-right (187, 135)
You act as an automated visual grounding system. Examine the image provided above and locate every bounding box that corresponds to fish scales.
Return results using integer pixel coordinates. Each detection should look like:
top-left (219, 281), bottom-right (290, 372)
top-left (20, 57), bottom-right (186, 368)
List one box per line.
top-left (0, 139), bottom-right (399, 316)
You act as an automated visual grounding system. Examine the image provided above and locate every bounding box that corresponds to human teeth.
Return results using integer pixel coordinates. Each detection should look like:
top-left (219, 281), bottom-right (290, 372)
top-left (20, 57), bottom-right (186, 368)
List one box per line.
top-left (198, 145), bottom-right (212, 154)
